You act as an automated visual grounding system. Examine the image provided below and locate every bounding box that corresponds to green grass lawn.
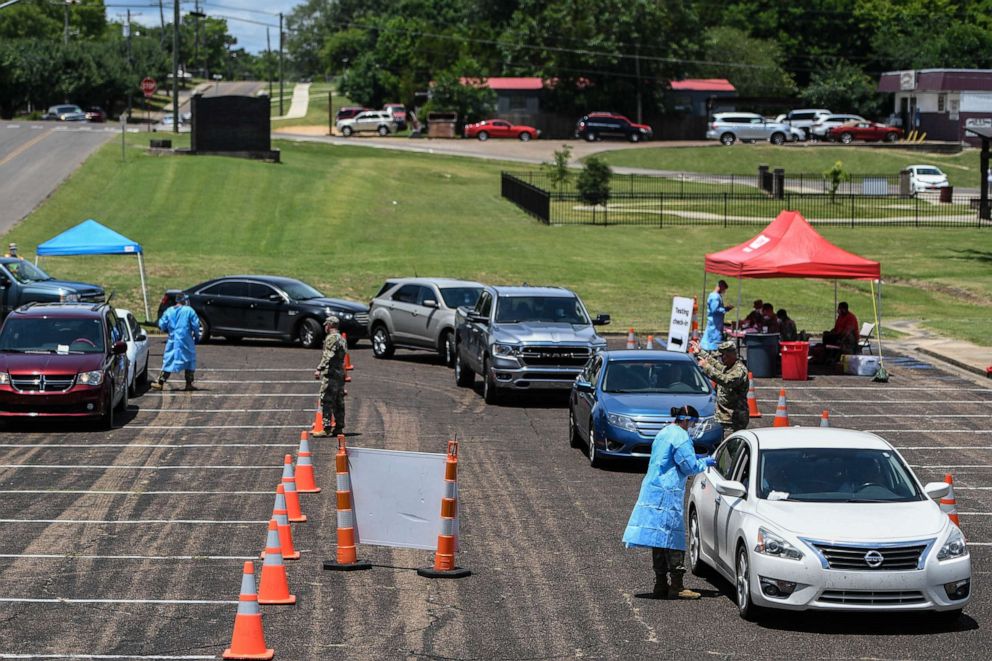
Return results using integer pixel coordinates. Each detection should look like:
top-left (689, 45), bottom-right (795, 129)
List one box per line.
top-left (595, 144), bottom-right (984, 189)
top-left (271, 82), bottom-right (344, 130)
top-left (4, 135), bottom-right (991, 346)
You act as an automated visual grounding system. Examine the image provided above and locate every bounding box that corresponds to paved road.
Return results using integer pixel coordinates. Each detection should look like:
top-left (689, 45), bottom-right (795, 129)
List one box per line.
top-left (0, 339), bottom-right (988, 659)
top-left (0, 122), bottom-right (118, 234)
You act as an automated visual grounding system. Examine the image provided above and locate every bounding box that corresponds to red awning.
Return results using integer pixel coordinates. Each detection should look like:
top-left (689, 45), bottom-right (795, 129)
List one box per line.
top-left (704, 211), bottom-right (881, 280)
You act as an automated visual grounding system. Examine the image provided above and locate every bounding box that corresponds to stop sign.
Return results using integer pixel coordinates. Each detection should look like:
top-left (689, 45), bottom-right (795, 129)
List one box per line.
top-left (141, 77), bottom-right (157, 98)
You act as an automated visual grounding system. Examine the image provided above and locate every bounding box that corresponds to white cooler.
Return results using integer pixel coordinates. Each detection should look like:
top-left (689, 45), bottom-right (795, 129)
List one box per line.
top-left (842, 355), bottom-right (881, 376)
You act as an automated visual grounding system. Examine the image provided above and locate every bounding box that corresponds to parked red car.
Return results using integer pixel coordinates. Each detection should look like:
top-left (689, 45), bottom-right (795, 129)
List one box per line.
top-left (464, 119), bottom-right (539, 141)
top-left (827, 121), bottom-right (902, 144)
top-left (335, 106), bottom-right (367, 122)
top-left (84, 107), bottom-right (107, 123)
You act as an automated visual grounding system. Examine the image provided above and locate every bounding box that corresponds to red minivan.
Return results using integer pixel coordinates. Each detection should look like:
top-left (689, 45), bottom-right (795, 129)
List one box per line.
top-left (0, 302), bottom-right (129, 429)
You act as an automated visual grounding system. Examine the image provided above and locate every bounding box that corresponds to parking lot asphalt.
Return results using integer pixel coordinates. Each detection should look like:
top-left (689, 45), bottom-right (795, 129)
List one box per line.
top-left (0, 338), bottom-right (989, 659)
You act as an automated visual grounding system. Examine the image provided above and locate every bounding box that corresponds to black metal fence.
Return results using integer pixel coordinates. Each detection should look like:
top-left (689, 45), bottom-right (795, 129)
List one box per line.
top-left (500, 171), bottom-right (987, 228)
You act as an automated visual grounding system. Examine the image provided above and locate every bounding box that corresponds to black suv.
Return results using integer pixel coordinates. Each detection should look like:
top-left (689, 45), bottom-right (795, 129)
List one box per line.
top-left (158, 275), bottom-right (369, 348)
top-left (575, 112), bottom-right (653, 142)
top-left (0, 302), bottom-right (129, 428)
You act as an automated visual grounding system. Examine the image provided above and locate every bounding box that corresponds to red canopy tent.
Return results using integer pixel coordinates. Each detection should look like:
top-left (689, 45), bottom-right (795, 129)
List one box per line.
top-left (703, 210), bottom-right (882, 337)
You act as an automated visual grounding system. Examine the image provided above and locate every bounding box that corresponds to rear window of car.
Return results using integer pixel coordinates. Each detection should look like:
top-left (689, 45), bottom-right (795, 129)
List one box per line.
top-left (374, 281), bottom-right (398, 299)
top-left (439, 287), bottom-right (483, 309)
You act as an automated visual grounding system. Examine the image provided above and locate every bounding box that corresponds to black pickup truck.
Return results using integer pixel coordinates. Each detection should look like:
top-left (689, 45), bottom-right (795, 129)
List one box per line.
top-left (0, 258), bottom-right (105, 321)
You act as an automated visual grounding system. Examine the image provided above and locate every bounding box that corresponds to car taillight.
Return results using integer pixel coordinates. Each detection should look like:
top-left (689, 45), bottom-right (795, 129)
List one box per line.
top-left (578, 121), bottom-right (586, 129)
top-left (711, 123), bottom-right (717, 129)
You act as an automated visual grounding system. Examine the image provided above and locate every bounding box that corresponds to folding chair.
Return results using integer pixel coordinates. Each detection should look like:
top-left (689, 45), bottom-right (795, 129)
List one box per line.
top-left (857, 322), bottom-right (876, 354)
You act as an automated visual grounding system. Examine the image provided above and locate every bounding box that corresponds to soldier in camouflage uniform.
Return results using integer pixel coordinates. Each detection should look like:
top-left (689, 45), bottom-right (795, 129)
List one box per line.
top-left (698, 340), bottom-right (750, 437)
top-left (313, 315), bottom-right (347, 437)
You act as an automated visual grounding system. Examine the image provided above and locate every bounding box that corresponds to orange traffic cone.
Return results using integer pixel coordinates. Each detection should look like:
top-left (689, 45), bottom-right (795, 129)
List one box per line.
top-left (645, 334), bottom-right (654, 350)
top-left (258, 519), bottom-right (296, 605)
top-left (941, 474), bottom-right (961, 526)
top-left (222, 562), bottom-right (274, 660)
top-left (773, 388), bottom-right (790, 427)
top-left (626, 328), bottom-right (637, 350)
top-left (688, 297), bottom-right (700, 355)
top-left (261, 484), bottom-right (299, 560)
top-left (311, 409), bottom-right (325, 436)
top-left (281, 454), bottom-right (307, 523)
top-left (820, 410), bottom-right (830, 427)
top-left (323, 434), bottom-right (371, 571)
top-left (746, 372), bottom-right (762, 418)
top-left (343, 333), bottom-right (355, 374)
top-left (295, 431), bottom-right (320, 493)
top-left (419, 440), bottom-right (471, 579)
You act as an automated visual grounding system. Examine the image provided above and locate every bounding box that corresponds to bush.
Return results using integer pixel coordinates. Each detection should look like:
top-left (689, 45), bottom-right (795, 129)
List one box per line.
top-left (577, 156), bottom-right (611, 207)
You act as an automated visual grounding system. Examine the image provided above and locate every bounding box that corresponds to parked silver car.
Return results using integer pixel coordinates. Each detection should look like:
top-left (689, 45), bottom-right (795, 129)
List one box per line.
top-left (810, 114), bottom-right (867, 139)
top-left (706, 113), bottom-right (802, 145)
top-left (780, 108), bottom-right (831, 139)
top-left (336, 111), bottom-right (398, 137)
top-left (369, 278), bottom-right (485, 365)
top-left (42, 104), bottom-right (86, 122)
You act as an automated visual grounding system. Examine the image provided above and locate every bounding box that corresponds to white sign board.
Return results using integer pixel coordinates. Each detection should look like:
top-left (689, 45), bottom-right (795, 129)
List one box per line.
top-left (348, 446), bottom-right (451, 550)
top-left (666, 296), bottom-right (694, 352)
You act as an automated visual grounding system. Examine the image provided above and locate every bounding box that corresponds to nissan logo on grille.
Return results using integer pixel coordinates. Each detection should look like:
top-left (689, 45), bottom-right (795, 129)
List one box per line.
top-left (864, 550), bottom-right (884, 568)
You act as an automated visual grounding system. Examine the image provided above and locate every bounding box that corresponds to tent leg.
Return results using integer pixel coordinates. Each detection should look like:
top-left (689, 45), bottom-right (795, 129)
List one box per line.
top-left (737, 272), bottom-right (742, 326)
top-left (137, 253), bottom-right (150, 322)
top-left (833, 281), bottom-right (838, 320)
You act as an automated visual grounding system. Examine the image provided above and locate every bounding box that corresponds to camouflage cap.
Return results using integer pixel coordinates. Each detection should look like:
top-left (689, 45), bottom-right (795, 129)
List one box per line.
top-left (324, 315), bottom-right (340, 327)
top-left (717, 340), bottom-right (738, 353)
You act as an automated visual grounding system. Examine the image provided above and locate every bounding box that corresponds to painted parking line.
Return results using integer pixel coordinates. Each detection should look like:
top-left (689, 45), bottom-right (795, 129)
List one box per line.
top-left (142, 393), bottom-right (316, 397)
top-left (153, 368), bottom-right (312, 372)
top-left (0, 519), bottom-right (268, 524)
top-left (0, 553), bottom-right (256, 561)
top-left (0, 464), bottom-right (282, 470)
top-left (126, 424), bottom-right (308, 429)
top-left (910, 464), bottom-right (992, 468)
top-left (791, 414), bottom-right (992, 418)
top-left (757, 399), bottom-right (991, 404)
top-left (0, 597), bottom-right (235, 605)
top-left (0, 655), bottom-right (217, 660)
top-left (757, 386), bottom-right (992, 391)
top-left (868, 430), bottom-right (992, 434)
top-left (133, 408), bottom-right (309, 413)
top-left (0, 490), bottom-right (271, 495)
top-left (0, 443), bottom-right (297, 449)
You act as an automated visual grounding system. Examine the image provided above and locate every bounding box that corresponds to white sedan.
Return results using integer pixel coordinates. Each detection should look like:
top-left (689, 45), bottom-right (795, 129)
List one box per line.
top-left (907, 165), bottom-right (950, 193)
top-left (688, 428), bottom-right (970, 622)
top-left (115, 308), bottom-right (150, 396)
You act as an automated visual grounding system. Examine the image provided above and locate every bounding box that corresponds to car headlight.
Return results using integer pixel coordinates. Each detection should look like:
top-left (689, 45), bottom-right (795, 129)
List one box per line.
top-left (937, 527), bottom-right (969, 561)
top-left (0, 372), bottom-right (9, 385)
top-left (337, 312), bottom-right (354, 320)
top-left (689, 416), bottom-right (719, 439)
top-left (77, 370), bottom-right (104, 386)
top-left (59, 289), bottom-right (80, 303)
top-left (755, 527), bottom-right (803, 560)
top-left (492, 343), bottom-right (519, 357)
top-left (606, 413), bottom-right (639, 433)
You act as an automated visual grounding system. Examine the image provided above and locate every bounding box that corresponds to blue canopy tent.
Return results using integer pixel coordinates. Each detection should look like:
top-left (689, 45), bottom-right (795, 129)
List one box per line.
top-left (36, 219), bottom-right (150, 321)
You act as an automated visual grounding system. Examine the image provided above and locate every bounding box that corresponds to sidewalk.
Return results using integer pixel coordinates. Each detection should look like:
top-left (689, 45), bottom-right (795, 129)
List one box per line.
top-left (884, 320), bottom-right (991, 379)
top-left (273, 83), bottom-right (310, 120)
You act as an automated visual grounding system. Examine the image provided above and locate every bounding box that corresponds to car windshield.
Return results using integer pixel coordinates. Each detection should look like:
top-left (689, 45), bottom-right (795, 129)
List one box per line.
top-left (281, 280), bottom-right (323, 301)
top-left (494, 296), bottom-right (589, 324)
top-left (758, 448), bottom-right (922, 503)
top-left (439, 287), bottom-right (482, 308)
top-left (0, 318), bottom-right (105, 354)
top-left (5, 261), bottom-right (52, 284)
top-left (916, 167), bottom-right (943, 176)
top-left (602, 359), bottom-right (711, 394)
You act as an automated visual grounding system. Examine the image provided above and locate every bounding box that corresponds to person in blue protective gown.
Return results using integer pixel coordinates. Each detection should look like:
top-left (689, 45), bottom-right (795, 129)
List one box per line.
top-left (623, 405), bottom-right (717, 599)
top-left (701, 279), bottom-right (733, 354)
top-left (151, 292), bottom-right (201, 391)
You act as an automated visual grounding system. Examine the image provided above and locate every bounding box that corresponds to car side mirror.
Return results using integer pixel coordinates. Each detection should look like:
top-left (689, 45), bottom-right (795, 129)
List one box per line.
top-left (713, 479), bottom-right (747, 499)
top-left (574, 379), bottom-right (594, 393)
top-left (924, 482), bottom-right (950, 500)
top-left (592, 313), bottom-right (611, 326)
top-left (135, 333), bottom-right (147, 342)
top-left (467, 311), bottom-right (489, 324)
top-left (422, 299), bottom-right (438, 308)
top-left (268, 293), bottom-right (284, 302)
top-left (112, 340), bottom-right (127, 355)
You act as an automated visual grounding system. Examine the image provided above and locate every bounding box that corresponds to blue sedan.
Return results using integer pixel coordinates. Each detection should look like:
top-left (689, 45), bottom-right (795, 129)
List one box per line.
top-left (568, 350), bottom-right (722, 468)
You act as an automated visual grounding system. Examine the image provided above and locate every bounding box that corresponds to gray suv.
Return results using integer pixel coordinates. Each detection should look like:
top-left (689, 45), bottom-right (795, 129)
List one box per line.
top-left (337, 110), bottom-right (398, 136)
top-left (705, 113), bottom-right (802, 145)
top-left (369, 278), bottom-right (484, 365)
top-left (453, 286), bottom-right (609, 404)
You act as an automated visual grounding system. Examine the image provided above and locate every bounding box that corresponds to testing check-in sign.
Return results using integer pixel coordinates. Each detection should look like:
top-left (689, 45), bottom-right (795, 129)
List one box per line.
top-left (666, 296), bottom-right (694, 352)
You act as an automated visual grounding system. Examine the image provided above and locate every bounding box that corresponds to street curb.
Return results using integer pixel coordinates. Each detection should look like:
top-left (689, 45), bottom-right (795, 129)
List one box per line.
top-left (913, 346), bottom-right (988, 378)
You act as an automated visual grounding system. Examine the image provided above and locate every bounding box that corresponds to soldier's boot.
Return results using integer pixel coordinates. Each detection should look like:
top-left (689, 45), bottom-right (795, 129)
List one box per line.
top-left (150, 373), bottom-right (168, 391)
top-left (183, 371), bottom-right (197, 392)
top-left (667, 575), bottom-right (701, 600)
top-left (652, 576), bottom-right (669, 599)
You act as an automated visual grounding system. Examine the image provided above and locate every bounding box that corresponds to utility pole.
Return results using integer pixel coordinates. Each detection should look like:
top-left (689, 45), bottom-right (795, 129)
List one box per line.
top-left (266, 27), bottom-right (273, 99)
top-left (194, 0), bottom-right (200, 79)
top-left (279, 12), bottom-right (285, 117)
top-left (126, 9), bottom-right (133, 122)
top-left (172, 0), bottom-right (179, 133)
top-left (634, 45), bottom-right (642, 125)
top-left (63, 1), bottom-right (69, 45)
top-left (159, 0), bottom-right (166, 48)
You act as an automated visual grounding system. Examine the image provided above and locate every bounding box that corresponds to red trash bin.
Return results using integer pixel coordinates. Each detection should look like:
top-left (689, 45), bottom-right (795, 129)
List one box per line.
top-left (780, 341), bottom-right (809, 381)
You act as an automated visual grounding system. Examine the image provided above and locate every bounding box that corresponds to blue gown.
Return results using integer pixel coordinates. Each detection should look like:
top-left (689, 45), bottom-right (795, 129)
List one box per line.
top-left (158, 305), bottom-right (200, 372)
top-left (700, 290), bottom-right (726, 351)
top-left (622, 424), bottom-right (709, 551)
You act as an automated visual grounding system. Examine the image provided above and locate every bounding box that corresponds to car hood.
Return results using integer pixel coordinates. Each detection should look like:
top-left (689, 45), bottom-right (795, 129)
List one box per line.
top-left (491, 322), bottom-right (604, 346)
top-left (914, 174), bottom-right (948, 183)
top-left (755, 499), bottom-right (946, 541)
top-left (0, 352), bottom-right (103, 373)
top-left (632, 122), bottom-right (653, 132)
top-left (599, 391), bottom-right (715, 417)
top-left (26, 279), bottom-right (104, 297)
top-left (304, 297), bottom-right (369, 313)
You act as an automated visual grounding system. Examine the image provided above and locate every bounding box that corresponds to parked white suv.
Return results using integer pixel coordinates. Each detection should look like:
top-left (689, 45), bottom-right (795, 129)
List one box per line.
top-left (706, 113), bottom-right (803, 145)
top-left (369, 278), bottom-right (485, 365)
top-left (336, 111), bottom-right (398, 137)
top-left (810, 114), bottom-right (867, 139)
top-left (780, 108), bottom-right (831, 139)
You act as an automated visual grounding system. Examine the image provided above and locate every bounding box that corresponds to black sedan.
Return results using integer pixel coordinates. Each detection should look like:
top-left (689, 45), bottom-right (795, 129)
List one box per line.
top-left (157, 275), bottom-right (369, 348)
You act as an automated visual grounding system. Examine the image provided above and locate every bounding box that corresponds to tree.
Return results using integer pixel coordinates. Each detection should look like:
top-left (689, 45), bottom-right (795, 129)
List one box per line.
top-left (577, 156), bottom-right (611, 207)
top-left (422, 67), bottom-right (496, 124)
top-left (801, 61), bottom-right (882, 117)
top-left (698, 27), bottom-right (796, 97)
top-left (824, 160), bottom-right (849, 204)
top-left (542, 145), bottom-right (573, 192)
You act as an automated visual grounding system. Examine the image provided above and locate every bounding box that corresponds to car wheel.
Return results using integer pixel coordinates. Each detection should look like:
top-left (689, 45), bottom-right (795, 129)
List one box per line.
top-left (377, 125), bottom-right (389, 136)
top-left (689, 510), bottom-right (706, 576)
top-left (341, 126), bottom-right (353, 137)
top-left (455, 349), bottom-right (474, 387)
top-left (519, 132), bottom-right (532, 142)
top-left (116, 379), bottom-right (128, 413)
top-left (371, 324), bottom-right (394, 358)
top-left (884, 132), bottom-right (898, 143)
top-left (127, 367), bottom-right (137, 398)
top-left (770, 132), bottom-right (785, 145)
top-left (585, 132), bottom-right (597, 142)
top-left (720, 132), bottom-right (736, 146)
top-left (587, 419), bottom-right (604, 468)
top-left (197, 313), bottom-right (211, 342)
top-left (483, 358), bottom-right (500, 405)
top-left (101, 390), bottom-right (115, 430)
top-left (839, 132), bottom-right (854, 144)
top-left (298, 318), bottom-right (322, 349)
top-left (629, 133), bottom-right (640, 143)
top-left (477, 131), bottom-right (489, 141)
top-left (736, 545), bottom-right (761, 621)
top-left (438, 330), bottom-right (455, 366)
top-left (568, 409), bottom-right (582, 449)
top-left (137, 357), bottom-right (149, 386)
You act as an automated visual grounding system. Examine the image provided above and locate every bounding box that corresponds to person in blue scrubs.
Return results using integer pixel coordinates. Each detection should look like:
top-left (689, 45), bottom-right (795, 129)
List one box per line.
top-left (701, 279), bottom-right (733, 354)
top-left (623, 405), bottom-right (716, 599)
top-left (152, 292), bottom-right (201, 391)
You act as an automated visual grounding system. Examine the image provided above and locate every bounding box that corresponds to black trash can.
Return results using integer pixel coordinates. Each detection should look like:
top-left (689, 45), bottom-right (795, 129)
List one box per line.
top-left (744, 333), bottom-right (780, 378)
top-left (939, 185), bottom-right (954, 203)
